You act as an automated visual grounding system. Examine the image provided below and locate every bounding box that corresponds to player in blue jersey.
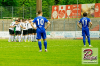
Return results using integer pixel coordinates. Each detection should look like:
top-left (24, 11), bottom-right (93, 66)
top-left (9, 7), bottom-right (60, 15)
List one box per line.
top-left (31, 10), bottom-right (51, 52)
top-left (77, 12), bottom-right (92, 47)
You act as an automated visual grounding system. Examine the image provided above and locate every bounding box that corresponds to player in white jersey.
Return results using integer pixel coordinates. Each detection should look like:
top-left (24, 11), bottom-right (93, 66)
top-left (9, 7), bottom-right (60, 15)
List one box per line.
top-left (8, 21), bottom-right (15, 42)
top-left (14, 20), bottom-right (25, 42)
top-left (22, 19), bottom-right (28, 42)
top-left (32, 22), bottom-right (37, 42)
top-left (27, 18), bottom-right (33, 42)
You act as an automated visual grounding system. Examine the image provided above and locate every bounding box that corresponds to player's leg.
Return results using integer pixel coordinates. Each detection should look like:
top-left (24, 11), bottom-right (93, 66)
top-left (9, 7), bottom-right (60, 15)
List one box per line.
top-left (25, 30), bottom-right (28, 42)
top-left (86, 28), bottom-right (92, 47)
top-left (11, 30), bottom-right (14, 42)
top-left (82, 28), bottom-right (86, 46)
top-left (38, 39), bottom-right (42, 52)
top-left (30, 29), bottom-right (33, 42)
top-left (34, 33), bottom-right (37, 42)
top-left (18, 31), bottom-right (21, 42)
top-left (22, 30), bottom-right (25, 42)
top-left (15, 31), bottom-right (18, 42)
top-left (8, 29), bottom-right (11, 42)
top-left (37, 29), bottom-right (42, 52)
top-left (32, 33), bottom-right (34, 42)
top-left (28, 29), bottom-right (30, 41)
top-left (42, 31), bottom-right (47, 52)
top-left (33, 29), bottom-right (37, 42)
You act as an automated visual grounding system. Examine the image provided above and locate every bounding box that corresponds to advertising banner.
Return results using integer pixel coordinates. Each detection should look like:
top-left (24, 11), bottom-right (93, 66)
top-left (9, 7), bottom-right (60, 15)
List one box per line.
top-left (52, 6), bottom-right (59, 19)
top-left (81, 4), bottom-right (95, 17)
top-left (95, 3), bottom-right (100, 17)
top-left (65, 5), bottom-right (73, 18)
top-left (58, 5), bottom-right (66, 18)
top-left (72, 4), bottom-right (81, 18)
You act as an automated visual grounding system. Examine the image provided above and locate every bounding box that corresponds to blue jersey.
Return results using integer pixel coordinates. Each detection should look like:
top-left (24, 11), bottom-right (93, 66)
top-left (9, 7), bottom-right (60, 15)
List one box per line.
top-left (79, 17), bottom-right (91, 28)
top-left (32, 16), bottom-right (48, 30)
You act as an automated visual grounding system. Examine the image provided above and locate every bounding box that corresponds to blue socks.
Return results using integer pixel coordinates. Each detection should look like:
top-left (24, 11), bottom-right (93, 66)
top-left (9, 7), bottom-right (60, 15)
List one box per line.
top-left (83, 36), bottom-right (86, 45)
top-left (38, 40), bottom-right (47, 50)
top-left (38, 41), bottom-right (42, 50)
top-left (44, 41), bottom-right (47, 49)
top-left (87, 36), bottom-right (91, 45)
top-left (83, 36), bottom-right (91, 45)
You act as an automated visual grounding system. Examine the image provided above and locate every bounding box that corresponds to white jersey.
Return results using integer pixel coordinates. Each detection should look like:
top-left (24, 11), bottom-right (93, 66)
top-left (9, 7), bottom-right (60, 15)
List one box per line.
top-left (33, 23), bottom-right (37, 28)
top-left (15, 23), bottom-right (22, 31)
top-left (27, 21), bottom-right (32, 29)
top-left (9, 22), bottom-right (15, 30)
top-left (22, 22), bottom-right (28, 30)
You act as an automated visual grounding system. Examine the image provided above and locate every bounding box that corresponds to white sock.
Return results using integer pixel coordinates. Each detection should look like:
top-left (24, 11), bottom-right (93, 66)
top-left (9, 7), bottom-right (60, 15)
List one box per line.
top-left (31, 35), bottom-right (33, 41)
top-left (32, 35), bottom-right (34, 41)
top-left (22, 36), bottom-right (24, 41)
top-left (34, 35), bottom-right (37, 41)
top-left (11, 36), bottom-right (13, 41)
top-left (25, 36), bottom-right (27, 42)
top-left (18, 36), bottom-right (21, 42)
top-left (9, 35), bottom-right (11, 41)
top-left (15, 36), bottom-right (17, 41)
top-left (28, 35), bottom-right (30, 41)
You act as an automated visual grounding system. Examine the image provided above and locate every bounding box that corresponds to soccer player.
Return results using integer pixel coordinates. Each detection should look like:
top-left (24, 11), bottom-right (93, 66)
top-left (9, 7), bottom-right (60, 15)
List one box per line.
top-left (77, 12), bottom-right (92, 47)
top-left (27, 18), bottom-right (33, 42)
top-left (22, 19), bottom-right (28, 42)
top-left (31, 10), bottom-right (51, 52)
top-left (14, 20), bottom-right (25, 42)
top-left (32, 23), bottom-right (37, 42)
top-left (8, 21), bottom-right (15, 42)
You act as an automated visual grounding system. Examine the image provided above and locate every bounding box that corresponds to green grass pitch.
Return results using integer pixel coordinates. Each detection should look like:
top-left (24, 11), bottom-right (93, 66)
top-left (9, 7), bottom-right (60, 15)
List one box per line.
top-left (0, 39), bottom-right (99, 66)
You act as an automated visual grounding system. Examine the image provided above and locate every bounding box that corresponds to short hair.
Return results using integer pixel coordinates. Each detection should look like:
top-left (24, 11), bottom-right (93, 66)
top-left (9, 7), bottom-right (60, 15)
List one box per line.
top-left (15, 19), bottom-right (18, 21)
top-left (18, 18), bottom-right (20, 22)
top-left (83, 12), bottom-right (87, 17)
top-left (22, 19), bottom-right (24, 22)
top-left (28, 18), bottom-right (31, 20)
top-left (38, 10), bottom-right (42, 14)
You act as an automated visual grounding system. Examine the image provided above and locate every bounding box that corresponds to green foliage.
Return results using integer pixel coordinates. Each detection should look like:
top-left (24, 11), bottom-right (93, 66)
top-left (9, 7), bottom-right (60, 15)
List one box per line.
top-left (0, 0), bottom-right (100, 19)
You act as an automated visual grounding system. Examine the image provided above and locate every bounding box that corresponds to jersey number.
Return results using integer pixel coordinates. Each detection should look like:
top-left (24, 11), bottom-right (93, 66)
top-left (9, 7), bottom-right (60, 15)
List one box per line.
top-left (37, 19), bottom-right (44, 25)
top-left (82, 19), bottom-right (87, 26)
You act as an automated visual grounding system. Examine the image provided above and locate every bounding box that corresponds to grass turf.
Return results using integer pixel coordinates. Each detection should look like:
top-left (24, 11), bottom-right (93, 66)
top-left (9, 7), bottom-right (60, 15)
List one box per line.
top-left (0, 39), bottom-right (99, 66)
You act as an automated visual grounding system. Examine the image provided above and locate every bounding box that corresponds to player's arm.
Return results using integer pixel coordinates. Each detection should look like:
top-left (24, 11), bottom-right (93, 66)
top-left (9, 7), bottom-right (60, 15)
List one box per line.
top-left (31, 22), bottom-right (37, 30)
top-left (10, 23), bottom-right (16, 28)
top-left (20, 25), bottom-right (25, 29)
top-left (89, 22), bottom-right (92, 28)
top-left (77, 22), bottom-right (82, 29)
top-left (45, 21), bottom-right (51, 30)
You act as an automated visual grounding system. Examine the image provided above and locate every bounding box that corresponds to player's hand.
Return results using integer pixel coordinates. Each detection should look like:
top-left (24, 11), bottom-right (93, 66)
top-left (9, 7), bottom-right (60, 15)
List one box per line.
top-left (45, 27), bottom-right (47, 30)
top-left (23, 27), bottom-right (26, 29)
top-left (80, 27), bottom-right (82, 29)
top-left (34, 28), bottom-right (37, 30)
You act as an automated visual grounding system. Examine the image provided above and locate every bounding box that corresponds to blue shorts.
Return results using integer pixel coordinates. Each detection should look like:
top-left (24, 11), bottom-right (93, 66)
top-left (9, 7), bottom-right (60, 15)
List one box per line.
top-left (36, 28), bottom-right (46, 39)
top-left (82, 27), bottom-right (90, 36)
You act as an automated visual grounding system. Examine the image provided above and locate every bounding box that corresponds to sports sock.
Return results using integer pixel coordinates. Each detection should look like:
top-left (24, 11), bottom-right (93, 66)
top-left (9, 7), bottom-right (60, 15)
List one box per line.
top-left (34, 35), bottom-right (36, 41)
top-left (87, 36), bottom-right (91, 45)
top-left (28, 35), bottom-right (30, 41)
top-left (38, 41), bottom-right (42, 50)
top-left (31, 35), bottom-right (33, 41)
top-left (15, 36), bottom-right (17, 41)
top-left (83, 36), bottom-right (86, 45)
top-left (25, 36), bottom-right (27, 42)
top-left (11, 36), bottom-right (14, 41)
top-left (22, 36), bottom-right (24, 41)
top-left (32, 35), bottom-right (35, 41)
top-left (18, 36), bottom-right (21, 42)
top-left (9, 35), bottom-right (11, 41)
top-left (44, 40), bottom-right (47, 49)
